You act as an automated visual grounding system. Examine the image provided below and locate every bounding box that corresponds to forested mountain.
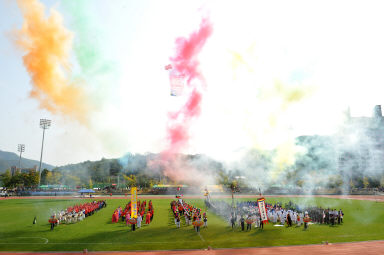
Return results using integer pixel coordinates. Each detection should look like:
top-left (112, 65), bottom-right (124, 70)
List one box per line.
top-left (0, 149), bottom-right (54, 172)
top-left (53, 153), bottom-right (224, 186)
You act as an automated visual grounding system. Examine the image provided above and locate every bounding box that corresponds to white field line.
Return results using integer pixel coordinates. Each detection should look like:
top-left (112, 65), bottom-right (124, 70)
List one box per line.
top-left (16, 237), bottom-right (48, 244)
top-left (197, 232), bottom-right (205, 242)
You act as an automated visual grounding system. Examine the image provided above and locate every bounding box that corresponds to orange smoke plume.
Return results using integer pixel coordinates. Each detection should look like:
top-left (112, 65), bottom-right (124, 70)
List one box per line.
top-left (15, 0), bottom-right (90, 123)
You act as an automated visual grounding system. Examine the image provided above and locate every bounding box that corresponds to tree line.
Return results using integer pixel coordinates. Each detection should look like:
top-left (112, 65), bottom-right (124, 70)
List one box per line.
top-left (0, 169), bottom-right (39, 188)
top-left (1, 149), bottom-right (383, 191)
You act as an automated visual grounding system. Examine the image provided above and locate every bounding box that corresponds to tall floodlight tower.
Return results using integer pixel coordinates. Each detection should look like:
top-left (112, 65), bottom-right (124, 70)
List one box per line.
top-left (17, 144), bottom-right (25, 170)
top-left (38, 119), bottom-right (51, 188)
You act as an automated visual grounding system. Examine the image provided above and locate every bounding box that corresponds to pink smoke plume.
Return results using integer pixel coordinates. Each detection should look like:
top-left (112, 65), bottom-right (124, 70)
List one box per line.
top-left (160, 18), bottom-right (213, 182)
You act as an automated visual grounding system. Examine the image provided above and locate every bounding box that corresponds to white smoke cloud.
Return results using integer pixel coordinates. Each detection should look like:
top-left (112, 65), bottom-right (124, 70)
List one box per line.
top-left (5, 0), bottom-right (384, 172)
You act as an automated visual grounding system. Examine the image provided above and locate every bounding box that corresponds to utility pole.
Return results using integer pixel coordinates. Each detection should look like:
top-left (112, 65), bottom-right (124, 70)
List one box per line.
top-left (17, 144), bottom-right (25, 170)
top-left (38, 119), bottom-right (51, 188)
top-left (231, 183), bottom-right (235, 216)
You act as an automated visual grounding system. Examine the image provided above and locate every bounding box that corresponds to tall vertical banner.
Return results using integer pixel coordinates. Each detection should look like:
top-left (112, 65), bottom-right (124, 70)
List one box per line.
top-left (165, 64), bottom-right (185, 96)
top-left (169, 71), bottom-right (184, 96)
top-left (131, 187), bottom-right (137, 218)
top-left (257, 198), bottom-right (268, 224)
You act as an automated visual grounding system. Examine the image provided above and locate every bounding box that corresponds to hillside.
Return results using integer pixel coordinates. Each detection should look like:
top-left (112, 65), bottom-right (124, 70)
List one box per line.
top-left (0, 149), bottom-right (55, 172)
top-left (54, 153), bottom-right (224, 183)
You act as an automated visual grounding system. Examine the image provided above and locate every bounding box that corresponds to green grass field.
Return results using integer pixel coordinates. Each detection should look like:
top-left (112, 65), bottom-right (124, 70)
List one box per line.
top-left (0, 196), bottom-right (383, 251)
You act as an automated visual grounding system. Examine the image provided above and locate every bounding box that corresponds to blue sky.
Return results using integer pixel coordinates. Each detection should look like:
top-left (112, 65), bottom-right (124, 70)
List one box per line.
top-left (0, 0), bottom-right (45, 163)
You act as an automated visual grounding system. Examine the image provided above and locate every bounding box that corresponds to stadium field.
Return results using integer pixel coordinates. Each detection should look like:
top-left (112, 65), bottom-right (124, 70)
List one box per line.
top-left (0, 196), bottom-right (383, 252)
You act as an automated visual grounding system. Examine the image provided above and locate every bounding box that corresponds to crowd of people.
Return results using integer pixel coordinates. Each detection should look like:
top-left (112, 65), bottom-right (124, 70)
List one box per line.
top-left (48, 200), bottom-right (107, 230)
top-left (206, 199), bottom-right (344, 230)
top-left (111, 200), bottom-right (154, 231)
top-left (170, 199), bottom-right (207, 232)
top-left (46, 197), bottom-right (345, 233)
top-left (277, 201), bottom-right (344, 226)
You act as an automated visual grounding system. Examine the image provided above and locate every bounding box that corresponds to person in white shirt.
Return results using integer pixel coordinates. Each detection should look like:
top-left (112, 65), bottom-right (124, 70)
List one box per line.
top-left (137, 215), bottom-right (142, 228)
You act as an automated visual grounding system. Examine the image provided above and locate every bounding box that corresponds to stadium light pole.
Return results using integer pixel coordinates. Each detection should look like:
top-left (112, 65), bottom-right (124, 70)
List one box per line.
top-left (17, 144), bottom-right (25, 170)
top-left (38, 119), bottom-right (51, 188)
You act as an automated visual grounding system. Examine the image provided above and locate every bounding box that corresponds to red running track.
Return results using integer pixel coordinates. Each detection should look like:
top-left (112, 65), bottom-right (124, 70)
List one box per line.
top-left (0, 241), bottom-right (383, 255)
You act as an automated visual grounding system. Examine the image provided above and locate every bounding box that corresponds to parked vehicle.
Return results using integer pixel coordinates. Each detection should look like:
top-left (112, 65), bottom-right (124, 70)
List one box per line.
top-left (0, 190), bottom-right (9, 197)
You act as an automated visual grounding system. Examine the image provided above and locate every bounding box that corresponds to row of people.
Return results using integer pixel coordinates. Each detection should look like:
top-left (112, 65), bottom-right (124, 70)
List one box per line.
top-left (279, 201), bottom-right (344, 225)
top-left (48, 200), bottom-right (106, 230)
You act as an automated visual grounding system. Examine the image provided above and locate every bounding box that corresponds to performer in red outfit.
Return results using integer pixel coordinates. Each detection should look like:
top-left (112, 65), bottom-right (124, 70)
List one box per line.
top-left (145, 211), bottom-right (151, 224)
top-left (48, 215), bottom-right (58, 230)
top-left (112, 210), bottom-right (119, 223)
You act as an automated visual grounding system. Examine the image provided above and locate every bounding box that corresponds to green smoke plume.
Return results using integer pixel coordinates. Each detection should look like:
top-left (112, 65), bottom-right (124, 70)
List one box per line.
top-left (63, 0), bottom-right (114, 77)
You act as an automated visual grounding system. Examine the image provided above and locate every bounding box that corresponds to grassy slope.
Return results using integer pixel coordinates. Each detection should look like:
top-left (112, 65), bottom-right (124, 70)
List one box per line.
top-left (0, 197), bottom-right (383, 251)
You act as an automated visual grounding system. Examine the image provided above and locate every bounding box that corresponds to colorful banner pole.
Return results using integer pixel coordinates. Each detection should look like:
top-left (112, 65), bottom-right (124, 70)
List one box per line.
top-left (131, 187), bottom-right (137, 218)
top-left (257, 197), bottom-right (268, 224)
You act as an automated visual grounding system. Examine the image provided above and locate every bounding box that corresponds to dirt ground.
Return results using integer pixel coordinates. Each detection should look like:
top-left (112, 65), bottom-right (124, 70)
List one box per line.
top-left (1, 194), bottom-right (383, 254)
